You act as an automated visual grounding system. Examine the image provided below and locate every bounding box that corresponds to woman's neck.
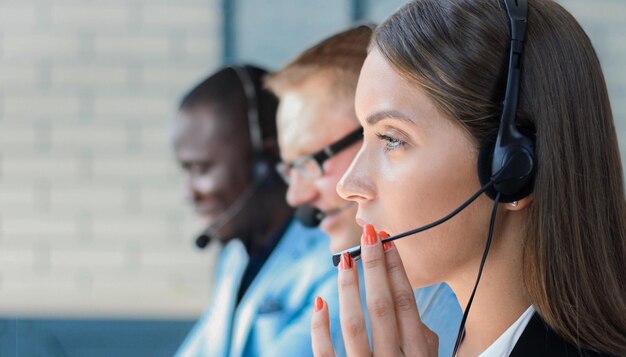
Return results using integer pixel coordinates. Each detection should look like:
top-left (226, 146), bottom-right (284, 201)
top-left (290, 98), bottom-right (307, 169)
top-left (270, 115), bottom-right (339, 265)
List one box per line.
top-left (449, 215), bottom-right (531, 357)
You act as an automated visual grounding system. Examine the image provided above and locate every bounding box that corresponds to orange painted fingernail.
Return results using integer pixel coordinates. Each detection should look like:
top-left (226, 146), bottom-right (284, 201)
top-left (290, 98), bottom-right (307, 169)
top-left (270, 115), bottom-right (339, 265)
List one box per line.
top-left (380, 231), bottom-right (392, 251)
top-left (339, 252), bottom-right (353, 270)
top-left (362, 224), bottom-right (377, 246)
top-left (314, 296), bottom-right (324, 312)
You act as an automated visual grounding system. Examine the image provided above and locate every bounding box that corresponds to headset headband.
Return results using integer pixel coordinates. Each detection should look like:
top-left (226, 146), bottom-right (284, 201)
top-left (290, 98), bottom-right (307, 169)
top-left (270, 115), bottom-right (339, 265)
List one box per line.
top-left (231, 65), bottom-right (263, 157)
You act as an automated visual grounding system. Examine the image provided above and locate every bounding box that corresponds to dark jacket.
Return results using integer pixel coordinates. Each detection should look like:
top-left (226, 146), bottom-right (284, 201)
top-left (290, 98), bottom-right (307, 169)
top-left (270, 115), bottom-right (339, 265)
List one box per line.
top-left (509, 313), bottom-right (614, 357)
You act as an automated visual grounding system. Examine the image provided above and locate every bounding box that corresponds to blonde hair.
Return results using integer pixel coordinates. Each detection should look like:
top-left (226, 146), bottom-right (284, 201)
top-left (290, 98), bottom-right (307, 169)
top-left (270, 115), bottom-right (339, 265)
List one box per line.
top-left (265, 25), bottom-right (373, 98)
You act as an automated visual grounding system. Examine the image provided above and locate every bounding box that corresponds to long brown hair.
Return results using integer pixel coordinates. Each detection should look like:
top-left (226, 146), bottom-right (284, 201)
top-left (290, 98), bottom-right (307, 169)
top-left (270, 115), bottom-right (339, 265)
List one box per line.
top-left (373, 0), bottom-right (626, 355)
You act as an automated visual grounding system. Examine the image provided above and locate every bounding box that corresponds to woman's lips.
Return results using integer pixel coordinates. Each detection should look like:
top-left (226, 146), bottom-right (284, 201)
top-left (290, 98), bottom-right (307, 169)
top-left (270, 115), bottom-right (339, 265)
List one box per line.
top-left (356, 217), bottom-right (390, 235)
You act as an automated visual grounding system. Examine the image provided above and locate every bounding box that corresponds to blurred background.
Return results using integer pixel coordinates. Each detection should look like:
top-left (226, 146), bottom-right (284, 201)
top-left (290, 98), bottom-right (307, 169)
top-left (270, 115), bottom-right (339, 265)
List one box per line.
top-left (0, 0), bottom-right (623, 355)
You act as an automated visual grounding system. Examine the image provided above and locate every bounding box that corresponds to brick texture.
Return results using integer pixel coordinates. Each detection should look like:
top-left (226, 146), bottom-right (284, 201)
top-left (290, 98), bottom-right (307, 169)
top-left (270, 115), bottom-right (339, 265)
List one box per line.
top-left (0, 0), bottom-right (220, 318)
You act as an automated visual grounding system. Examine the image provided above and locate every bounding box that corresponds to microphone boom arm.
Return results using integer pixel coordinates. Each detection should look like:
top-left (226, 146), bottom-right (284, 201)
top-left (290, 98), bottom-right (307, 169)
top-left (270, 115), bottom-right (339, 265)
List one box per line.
top-left (331, 180), bottom-right (495, 266)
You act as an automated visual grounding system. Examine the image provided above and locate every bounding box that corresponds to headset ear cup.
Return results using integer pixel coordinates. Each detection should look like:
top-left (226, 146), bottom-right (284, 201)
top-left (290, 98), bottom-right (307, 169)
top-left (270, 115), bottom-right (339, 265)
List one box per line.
top-left (477, 131), bottom-right (501, 201)
top-left (477, 130), bottom-right (536, 203)
top-left (252, 160), bottom-right (267, 184)
top-left (252, 157), bottom-right (279, 188)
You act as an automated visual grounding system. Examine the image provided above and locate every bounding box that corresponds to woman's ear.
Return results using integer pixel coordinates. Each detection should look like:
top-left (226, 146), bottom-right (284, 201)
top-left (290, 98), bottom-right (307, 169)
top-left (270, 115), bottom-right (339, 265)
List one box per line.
top-left (504, 195), bottom-right (533, 211)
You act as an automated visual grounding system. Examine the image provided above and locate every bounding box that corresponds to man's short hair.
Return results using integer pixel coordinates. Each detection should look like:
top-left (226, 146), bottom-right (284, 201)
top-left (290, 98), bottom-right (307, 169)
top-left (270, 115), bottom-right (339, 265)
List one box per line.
top-left (179, 65), bottom-right (279, 156)
top-left (265, 25), bottom-right (373, 98)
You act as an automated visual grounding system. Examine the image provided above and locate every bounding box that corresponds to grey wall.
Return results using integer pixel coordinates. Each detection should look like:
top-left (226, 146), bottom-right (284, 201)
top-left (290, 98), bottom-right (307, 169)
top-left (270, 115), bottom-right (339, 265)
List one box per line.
top-left (232, 0), bottom-right (407, 68)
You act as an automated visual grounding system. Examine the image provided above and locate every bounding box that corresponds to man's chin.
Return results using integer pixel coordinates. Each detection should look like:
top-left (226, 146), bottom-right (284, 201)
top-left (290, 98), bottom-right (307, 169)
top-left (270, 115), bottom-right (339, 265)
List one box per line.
top-left (320, 218), bottom-right (340, 240)
top-left (327, 229), bottom-right (360, 254)
top-left (322, 219), bottom-right (361, 253)
top-left (329, 239), bottom-right (355, 255)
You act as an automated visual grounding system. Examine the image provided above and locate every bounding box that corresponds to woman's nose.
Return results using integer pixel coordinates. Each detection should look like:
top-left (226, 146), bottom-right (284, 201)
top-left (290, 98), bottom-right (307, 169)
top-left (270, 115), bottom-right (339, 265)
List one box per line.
top-left (336, 148), bottom-right (375, 203)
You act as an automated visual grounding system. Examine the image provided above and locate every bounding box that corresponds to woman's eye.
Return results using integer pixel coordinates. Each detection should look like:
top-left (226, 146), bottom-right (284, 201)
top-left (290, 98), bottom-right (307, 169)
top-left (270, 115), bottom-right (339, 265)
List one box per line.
top-left (376, 133), bottom-right (406, 151)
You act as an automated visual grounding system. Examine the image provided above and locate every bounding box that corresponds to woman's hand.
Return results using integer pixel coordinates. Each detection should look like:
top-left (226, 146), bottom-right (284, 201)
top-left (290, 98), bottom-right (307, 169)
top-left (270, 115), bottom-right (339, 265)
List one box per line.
top-left (311, 224), bottom-right (439, 357)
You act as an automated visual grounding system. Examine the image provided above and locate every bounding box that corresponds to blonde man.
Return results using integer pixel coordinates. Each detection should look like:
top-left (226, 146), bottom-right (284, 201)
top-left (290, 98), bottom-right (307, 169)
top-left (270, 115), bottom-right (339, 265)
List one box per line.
top-left (266, 26), bottom-right (462, 357)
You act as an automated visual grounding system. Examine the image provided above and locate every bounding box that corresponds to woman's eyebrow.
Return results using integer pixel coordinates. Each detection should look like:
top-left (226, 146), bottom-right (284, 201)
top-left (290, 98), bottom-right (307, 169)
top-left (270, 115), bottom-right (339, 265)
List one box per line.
top-left (365, 110), bottom-right (415, 125)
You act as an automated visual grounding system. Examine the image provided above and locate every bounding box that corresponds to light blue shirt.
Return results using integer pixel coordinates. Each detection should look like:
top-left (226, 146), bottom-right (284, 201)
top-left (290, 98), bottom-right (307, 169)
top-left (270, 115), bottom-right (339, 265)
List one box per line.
top-left (176, 218), bottom-right (461, 357)
top-left (176, 219), bottom-right (344, 357)
top-left (414, 282), bottom-right (462, 357)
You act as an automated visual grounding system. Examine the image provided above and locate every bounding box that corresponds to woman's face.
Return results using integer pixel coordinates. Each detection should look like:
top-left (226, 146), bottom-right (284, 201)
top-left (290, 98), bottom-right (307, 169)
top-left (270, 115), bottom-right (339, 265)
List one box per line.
top-left (337, 49), bottom-right (495, 287)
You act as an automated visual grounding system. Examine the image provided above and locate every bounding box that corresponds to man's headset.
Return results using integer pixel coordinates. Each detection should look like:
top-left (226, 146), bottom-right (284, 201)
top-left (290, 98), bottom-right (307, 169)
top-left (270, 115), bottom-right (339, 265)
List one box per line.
top-left (331, 1), bottom-right (534, 355)
top-left (231, 65), bottom-right (274, 185)
top-left (195, 65), bottom-right (276, 249)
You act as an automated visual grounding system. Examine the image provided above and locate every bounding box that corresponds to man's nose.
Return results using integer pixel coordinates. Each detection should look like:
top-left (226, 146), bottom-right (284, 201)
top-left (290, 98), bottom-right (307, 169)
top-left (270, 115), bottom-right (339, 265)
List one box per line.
top-left (184, 173), bottom-right (210, 203)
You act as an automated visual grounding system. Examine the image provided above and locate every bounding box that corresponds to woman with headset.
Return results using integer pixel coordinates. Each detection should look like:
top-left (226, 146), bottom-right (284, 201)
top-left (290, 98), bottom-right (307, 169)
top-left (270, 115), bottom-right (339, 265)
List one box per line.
top-left (310, 0), bottom-right (626, 356)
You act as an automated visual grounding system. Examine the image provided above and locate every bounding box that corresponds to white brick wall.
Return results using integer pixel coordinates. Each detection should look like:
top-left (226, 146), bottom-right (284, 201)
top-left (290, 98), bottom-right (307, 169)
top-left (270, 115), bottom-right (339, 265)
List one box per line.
top-left (50, 5), bottom-right (132, 28)
top-left (0, 5), bottom-right (39, 29)
top-left (2, 34), bottom-right (82, 60)
top-left (0, 0), bottom-right (220, 318)
top-left (3, 94), bottom-right (82, 119)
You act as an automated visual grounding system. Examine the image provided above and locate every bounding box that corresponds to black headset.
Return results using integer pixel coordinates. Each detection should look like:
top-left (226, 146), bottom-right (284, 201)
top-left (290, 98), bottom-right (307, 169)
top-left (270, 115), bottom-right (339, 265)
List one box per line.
top-left (194, 65), bottom-right (275, 249)
top-left (332, 0), bottom-right (534, 263)
top-left (477, 0), bottom-right (534, 203)
top-left (453, 0), bottom-right (534, 353)
top-left (231, 65), bottom-right (273, 186)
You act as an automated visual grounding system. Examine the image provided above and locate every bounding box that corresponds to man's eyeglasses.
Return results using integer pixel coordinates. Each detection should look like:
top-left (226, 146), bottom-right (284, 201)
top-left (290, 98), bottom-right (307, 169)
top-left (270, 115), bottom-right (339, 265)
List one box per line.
top-left (276, 128), bottom-right (363, 184)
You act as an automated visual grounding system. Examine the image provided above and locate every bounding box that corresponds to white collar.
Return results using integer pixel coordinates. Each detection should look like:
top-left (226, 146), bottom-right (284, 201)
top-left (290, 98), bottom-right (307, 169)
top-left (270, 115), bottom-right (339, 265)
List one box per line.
top-left (478, 305), bottom-right (536, 357)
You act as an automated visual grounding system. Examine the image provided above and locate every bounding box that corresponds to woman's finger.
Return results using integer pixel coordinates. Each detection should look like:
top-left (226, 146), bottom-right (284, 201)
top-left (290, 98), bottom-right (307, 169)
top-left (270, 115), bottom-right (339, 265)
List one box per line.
top-left (311, 296), bottom-right (336, 357)
top-left (380, 234), bottom-right (435, 356)
top-left (337, 252), bottom-right (371, 356)
top-left (360, 224), bottom-right (400, 354)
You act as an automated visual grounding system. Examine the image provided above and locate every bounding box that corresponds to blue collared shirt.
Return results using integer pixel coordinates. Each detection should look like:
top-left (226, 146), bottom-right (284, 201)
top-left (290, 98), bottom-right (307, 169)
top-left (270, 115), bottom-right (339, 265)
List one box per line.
top-left (176, 219), bottom-right (461, 357)
top-left (176, 220), bottom-right (343, 357)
